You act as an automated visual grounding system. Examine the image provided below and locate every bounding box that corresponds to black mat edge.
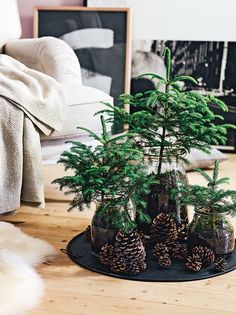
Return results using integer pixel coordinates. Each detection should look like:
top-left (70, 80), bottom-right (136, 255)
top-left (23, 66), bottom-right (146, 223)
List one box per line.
top-left (65, 232), bottom-right (236, 282)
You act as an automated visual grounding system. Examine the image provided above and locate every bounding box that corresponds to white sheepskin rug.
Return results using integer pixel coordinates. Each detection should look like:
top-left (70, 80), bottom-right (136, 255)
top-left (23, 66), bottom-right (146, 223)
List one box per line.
top-left (0, 222), bottom-right (57, 315)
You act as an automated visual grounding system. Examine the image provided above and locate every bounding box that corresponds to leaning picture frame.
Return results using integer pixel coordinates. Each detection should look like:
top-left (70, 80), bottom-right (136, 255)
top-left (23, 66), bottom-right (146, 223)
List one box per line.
top-left (34, 6), bottom-right (132, 108)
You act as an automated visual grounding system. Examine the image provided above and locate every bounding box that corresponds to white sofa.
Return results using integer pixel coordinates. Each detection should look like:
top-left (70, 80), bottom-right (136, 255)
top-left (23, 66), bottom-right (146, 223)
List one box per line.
top-left (1, 0), bottom-right (113, 163)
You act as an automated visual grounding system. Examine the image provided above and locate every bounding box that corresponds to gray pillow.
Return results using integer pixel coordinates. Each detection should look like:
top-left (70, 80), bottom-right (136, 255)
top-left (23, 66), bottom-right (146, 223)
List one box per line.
top-left (184, 147), bottom-right (228, 171)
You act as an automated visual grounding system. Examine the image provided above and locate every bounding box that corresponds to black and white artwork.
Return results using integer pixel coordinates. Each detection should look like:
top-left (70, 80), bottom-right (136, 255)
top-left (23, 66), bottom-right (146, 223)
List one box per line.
top-left (132, 40), bottom-right (236, 151)
top-left (36, 8), bottom-right (131, 103)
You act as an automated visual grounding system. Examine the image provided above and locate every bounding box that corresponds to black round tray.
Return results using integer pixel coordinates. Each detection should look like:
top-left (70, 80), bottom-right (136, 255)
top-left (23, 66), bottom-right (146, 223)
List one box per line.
top-left (66, 232), bottom-right (236, 282)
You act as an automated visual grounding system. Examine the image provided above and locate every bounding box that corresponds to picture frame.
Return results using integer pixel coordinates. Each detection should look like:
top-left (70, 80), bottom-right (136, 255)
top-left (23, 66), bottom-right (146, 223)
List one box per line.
top-left (34, 6), bottom-right (132, 107)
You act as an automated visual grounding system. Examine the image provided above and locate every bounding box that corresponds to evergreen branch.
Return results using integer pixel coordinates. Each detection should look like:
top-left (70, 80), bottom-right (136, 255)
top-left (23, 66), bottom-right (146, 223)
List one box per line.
top-left (220, 123), bottom-right (236, 129)
top-left (136, 73), bottom-right (166, 82)
top-left (107, 133), bottom-right (127, 144)
top-left (208, 95), bottom-right (228, 112)
top-left (172, 75), bottom-right (198, 85)
top-left (94, 102), bottom-right (115, 117)
top-left (77, 126), bottom-right (102, 142)
top-left (212, 160), bottom-right (219, 186)
top-left (100, 115), bottom-right (109, 142)
top-left (214, 177), bottom-right (230, 186)
top-left (163, 47), bottom-right (171, 81)
top-left (175, 162), bottom-right (236, 216)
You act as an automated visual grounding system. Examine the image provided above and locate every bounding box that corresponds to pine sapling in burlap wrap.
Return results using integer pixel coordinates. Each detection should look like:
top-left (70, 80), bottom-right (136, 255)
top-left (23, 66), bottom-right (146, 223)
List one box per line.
top-left (99, 48), bottom-right (235, 235)
top-left (175, 161), bottom-right (236, 255)
top-left (53, 116), bottom-right (155, 254)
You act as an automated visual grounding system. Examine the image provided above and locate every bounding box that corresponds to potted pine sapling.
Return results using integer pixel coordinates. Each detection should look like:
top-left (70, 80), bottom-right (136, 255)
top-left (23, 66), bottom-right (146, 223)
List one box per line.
top-left (98, 47), bottom-right (235, 235)
top-left (175, 161), bottom-right (236, 255)
top-left (53, 116), bottom-right (155, 255)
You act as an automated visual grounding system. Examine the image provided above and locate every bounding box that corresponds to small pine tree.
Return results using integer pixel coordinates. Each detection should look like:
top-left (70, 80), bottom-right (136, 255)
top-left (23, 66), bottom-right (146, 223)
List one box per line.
top-left (174, 161), bottom-right (236, 216)
top-left (98, 48), bottom-right (236, 178)
top-left (52, 116), bottom-right (155, 232)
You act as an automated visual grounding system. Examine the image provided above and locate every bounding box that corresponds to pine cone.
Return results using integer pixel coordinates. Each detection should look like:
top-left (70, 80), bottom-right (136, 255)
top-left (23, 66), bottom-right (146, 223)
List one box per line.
top-left (111, 256), bottom-right (126, 273)
top-left (110, 230), bottom-right (146, 274)
top-left (125, 261), bottom-right (147, 274)
top-left (177, 218), bottom-right (189, 241)
top-left (186, 255), bottom-right (202, 272)
top-left (192, 246), bottom-right (215, 266)
top-left (150, 213), bottom-right (178, 243)
top-left (214, 257), bottom-right (228, 272)
top-left (168, 241), bottom-right (188, 260)
top-left (127, 260), bottom-right (147, 274)
top-left (159, 254), bottom-right (172, 269)
top-left (153, 242), bottom-right (169, 260)
top-left (138, 260), bottom-right (147, 271)
top-left (99, 243), bottom-right (114, 266)
top-left (138, 231), bottom-right (146, 245)
top-left (85, 225), bottom-right (91, 241)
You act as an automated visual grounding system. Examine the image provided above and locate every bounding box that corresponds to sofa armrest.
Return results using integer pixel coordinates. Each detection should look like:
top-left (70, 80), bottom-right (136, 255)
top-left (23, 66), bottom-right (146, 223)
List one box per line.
top-left (4, 36), bottom-right (82, 85)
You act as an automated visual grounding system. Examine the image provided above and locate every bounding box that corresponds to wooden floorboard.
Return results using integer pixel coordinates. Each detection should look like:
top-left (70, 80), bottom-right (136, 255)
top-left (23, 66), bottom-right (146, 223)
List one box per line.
top-left (1, 154), bottom-right (236, 315)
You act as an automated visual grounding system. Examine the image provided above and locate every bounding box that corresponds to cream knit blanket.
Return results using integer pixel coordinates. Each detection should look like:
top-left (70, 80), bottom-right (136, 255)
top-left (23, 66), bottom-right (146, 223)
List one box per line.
top-left (0, 55), bottom-right (66, 213)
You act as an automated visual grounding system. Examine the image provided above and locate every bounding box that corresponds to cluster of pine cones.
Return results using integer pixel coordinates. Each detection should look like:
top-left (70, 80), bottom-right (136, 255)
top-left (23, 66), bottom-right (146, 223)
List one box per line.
top-left (186, 246), bottom-right (228, 272)
top-left (99, 230), bottom-right (146, 274)
top-left (150, 213), bottom-right (228, 272)
top-left (85, 211), bottom-right (228, 275)
top-left (151, 213), bottom-right (188, 268)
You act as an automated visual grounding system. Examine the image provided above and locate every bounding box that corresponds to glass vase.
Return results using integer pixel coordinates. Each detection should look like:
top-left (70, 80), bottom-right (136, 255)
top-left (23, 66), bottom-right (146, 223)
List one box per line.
top-left (188, 210), bottom-right (235, 255)
top-left (138, 157), bottom-right (189, 235)
top-left (91, 201), bottom-right (135, 256)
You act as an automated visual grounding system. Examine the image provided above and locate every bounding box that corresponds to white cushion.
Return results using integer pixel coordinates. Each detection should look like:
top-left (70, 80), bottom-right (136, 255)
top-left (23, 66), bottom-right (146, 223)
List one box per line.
top-left (40, 85), bottom-right (113, 140)
top-left (5, 37), bottom-right (82, 85)
top-left (0, 0), bottom-right (21, 50)
top-left (5, 37), bottom-right (113, 141)
top-left (60, 84), bottom-right (112, 107)
top-left (42, 136), bottom-right (100, 165)
top-left (184, 147), bottom-right (228, 171)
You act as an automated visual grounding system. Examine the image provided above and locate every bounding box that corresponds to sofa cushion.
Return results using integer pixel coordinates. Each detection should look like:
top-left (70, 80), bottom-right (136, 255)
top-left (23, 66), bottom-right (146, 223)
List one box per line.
top-left (40, 85), bottom-right (113, 140)
top-left (42, 135), bottom-right (100, 165)
top-left (184, 147), bottom-right (228, 171)
top-left (5, 37), bottom-right (82, 86)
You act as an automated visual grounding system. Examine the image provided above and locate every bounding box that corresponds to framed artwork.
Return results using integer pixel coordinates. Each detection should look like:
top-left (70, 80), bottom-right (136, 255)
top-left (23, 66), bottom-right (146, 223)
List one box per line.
top-left (34, 6), bottom-right (132, 106)
top-left (131, 40), bottom-right (236, 152)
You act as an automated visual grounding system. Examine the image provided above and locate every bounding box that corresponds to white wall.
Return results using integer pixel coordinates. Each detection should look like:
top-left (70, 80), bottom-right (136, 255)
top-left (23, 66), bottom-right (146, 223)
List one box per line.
top-left (17, 0), bottom-right (236, 41)
top-left (132, 0), bottom-right (236, 41)
top-left (17, 0), bottom-right (83, 38)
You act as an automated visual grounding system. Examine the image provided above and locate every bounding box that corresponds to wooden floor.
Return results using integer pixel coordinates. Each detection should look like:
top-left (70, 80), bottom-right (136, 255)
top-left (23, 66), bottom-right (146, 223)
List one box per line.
top-left (2, 155), bottom-right (236, 315)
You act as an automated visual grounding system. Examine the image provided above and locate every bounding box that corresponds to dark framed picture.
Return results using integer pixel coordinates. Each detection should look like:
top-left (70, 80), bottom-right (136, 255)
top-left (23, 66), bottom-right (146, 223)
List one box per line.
top-left (132, 40), bottom-right (236, 152)
top-left (34, 6), bottom-right (132, 106)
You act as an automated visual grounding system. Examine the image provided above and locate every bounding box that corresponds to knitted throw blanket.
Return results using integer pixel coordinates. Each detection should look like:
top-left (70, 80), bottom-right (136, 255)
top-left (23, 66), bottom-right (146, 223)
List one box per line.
top-left (0, 55), bottom-right (66, 213)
